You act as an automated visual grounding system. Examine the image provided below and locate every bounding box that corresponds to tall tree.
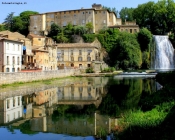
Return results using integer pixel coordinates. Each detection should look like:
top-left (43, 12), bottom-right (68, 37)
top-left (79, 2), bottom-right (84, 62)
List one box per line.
top-left (3, 12), bottom-right (14, 30)
top-left (119, 7), bottom-right (134, 23)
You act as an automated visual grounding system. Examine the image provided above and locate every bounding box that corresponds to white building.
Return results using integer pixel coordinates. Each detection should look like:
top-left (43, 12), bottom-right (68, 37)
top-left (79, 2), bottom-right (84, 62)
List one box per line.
top-left (0, 37), bottom-right (23, 72)
top-left (0, 95), bottom-right (23, 124)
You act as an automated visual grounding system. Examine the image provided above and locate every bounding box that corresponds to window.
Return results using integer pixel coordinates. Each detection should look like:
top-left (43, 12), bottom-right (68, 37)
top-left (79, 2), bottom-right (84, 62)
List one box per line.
top-left (7, 100), bottom-right (10, 109)
top-left (12, 68), bottom-right (15, 72)
top-left (12, 56), bottom-right (15, 64)
top-left (103, 11), bottom-right (105, 14)
top-left (134, 29), bottom-right (137, 33)
top-left (7, 56), bottom-right (9, 65)
top-left (87, 50), bottom-right (91, 55)
top-left (71, 50), bottom-right (73, 55)
top-left (125, 29), bottom-right (128, 32)
top-left (82, 20), bottom-right (85, 24)
top-left (130, 29), bottom-right (132, 33)
top-left (79, 50), bottom-right (82, 55)
top-left (83, 12), bottom-right (84, 14)
top-left (18, 97), bottom-right (20, 106)
top-left (78, 57), bottom-right (82, 61)
top-left (13, 44), bottom-right (15, 51)
top-left (79, 87), bottom-right (83, 93)
top-left (95, 12), bottom-right (97, 14)
top-left (87, 57), bottom-right (91, 61)
top-left (103, 20), bottom-right (106, 24)
top-left (6, 68), bottom-right (9, 72)
top-left (71, 57), bottom-right (74, 61)
top-left (13, 98), bottom-right (15, 107)
top-left (17, 57), bottom-right (20, 65)
top-left (89, 12), bottom-right (91, 14)
top-left (61, 50), bottom-right (64, 55)
top-left (38, 38), bottom-right (41, 41)
top-left (6, 43), bottom-right (9, 50)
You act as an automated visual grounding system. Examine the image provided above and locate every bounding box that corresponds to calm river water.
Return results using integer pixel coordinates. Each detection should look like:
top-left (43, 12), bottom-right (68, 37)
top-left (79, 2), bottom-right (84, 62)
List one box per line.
top-left (0, 76), bottom-right (160, 140)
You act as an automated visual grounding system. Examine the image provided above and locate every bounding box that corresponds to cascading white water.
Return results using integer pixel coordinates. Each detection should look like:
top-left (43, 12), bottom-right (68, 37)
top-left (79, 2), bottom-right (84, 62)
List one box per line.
top-left (153, 35), bottom-right (175, 70)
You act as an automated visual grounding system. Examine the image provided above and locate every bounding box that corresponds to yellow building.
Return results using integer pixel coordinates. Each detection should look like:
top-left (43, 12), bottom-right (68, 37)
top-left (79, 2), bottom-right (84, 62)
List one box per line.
top-left (56, 38), bottom-right (104, 69)
top-left (29, 3), bottom-right (119, 35)
top-left (27, 34), bottom-right (57, 70)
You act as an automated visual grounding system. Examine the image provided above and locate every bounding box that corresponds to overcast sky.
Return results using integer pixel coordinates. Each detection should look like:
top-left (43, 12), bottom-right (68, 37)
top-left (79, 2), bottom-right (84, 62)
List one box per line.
top-left (0, 0), bottom-right (158, 23)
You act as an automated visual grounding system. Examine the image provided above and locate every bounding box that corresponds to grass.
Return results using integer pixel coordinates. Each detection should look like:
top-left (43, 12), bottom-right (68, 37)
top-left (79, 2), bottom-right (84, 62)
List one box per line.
top-left (0, 76), bottom-right (74, 88)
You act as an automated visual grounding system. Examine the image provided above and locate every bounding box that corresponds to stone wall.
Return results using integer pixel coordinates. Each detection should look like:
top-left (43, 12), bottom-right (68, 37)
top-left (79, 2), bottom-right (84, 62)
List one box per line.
top-left (0, 68), bottom-right (80, 85)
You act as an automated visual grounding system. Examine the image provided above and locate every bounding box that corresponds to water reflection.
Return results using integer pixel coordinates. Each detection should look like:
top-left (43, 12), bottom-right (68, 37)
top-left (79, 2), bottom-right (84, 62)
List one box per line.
top-left (0, 77), bottom-right (160, 139)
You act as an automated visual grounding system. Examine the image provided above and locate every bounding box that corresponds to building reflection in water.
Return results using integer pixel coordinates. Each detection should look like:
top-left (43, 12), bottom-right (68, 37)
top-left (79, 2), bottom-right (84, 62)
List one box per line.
top-left (0, 77), bottom-right (111, 137)
top-left (0, 77), bottom-right (159, 137)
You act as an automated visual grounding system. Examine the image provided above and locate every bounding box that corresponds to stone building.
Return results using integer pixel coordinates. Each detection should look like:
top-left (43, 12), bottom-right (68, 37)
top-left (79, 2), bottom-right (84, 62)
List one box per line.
top-left (0, 37), bottom-right (23, 72)
top-left (108, 20), bottom-right (140, 33)
top-left (27, 34), bottom-right (57, 70)
top-left (29, 3), bottom-right (119, 35)
top-left (56, 38), bottom-right (105, 69)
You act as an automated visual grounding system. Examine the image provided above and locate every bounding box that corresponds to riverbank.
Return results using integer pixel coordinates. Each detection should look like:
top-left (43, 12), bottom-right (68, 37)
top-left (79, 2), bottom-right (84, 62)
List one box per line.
top-left (0, 69), bottom-right (81, 85)
top-left (115, 71), bottom-right (175, 140)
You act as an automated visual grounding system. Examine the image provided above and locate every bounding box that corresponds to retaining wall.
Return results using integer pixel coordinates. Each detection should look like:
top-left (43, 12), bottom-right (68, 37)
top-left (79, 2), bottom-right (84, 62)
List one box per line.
top-left (0, 68), bottom-right (81, 85)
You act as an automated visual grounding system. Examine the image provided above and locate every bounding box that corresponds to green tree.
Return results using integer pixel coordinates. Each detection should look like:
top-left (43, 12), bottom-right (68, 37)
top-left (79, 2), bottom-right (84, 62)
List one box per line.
top-left (64, 22), bottom-right (73, 35)
top-left (85, 22), bottom-right (93, 33)
top-left (3, 12), bottom-right (14, 30)
top-left (119, 7), bottom-right (134, 23)
top-left (110, 32), bottom-right (142, 69)
top-left (56, 29), bottom-right (69, 43)
top-left (0, 24), bottom-right (5, 31)
top-left (48, 23), bottom-right (61, 37)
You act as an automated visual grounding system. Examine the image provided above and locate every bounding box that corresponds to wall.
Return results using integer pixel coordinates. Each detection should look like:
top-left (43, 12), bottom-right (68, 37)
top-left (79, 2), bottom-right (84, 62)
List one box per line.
top-left (0, 69), bottom-right (81, 85)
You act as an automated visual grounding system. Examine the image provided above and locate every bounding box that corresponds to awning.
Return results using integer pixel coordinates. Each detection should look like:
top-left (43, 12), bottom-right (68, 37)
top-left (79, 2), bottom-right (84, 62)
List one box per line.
top-left (23, 46), bottom-right (26, 50)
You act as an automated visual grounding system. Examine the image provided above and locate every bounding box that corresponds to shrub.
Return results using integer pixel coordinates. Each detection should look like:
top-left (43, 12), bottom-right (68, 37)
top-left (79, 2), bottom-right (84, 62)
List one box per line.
top-left (86, 67), bottom-right (94, 73)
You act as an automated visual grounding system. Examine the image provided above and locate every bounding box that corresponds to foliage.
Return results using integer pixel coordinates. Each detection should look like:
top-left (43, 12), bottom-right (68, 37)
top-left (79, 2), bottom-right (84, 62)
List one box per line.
top-left (74, 25), bottom-right (87, 35)
top-left (85, 22), bottom-right (93, 33)
top-left (133, 0), bottom-right (175, 35)
top-left (119, 7), bottom-right (134, 23)
top-left (137, 28), bottom-right (152, 69)
top-left (3, 12), bottom-right (14, 30)
top-left (103, 6), bottom-right (118, 16)
top-left (110, 32), bottom-right (142, 69)
top-left (0, 24), bottom-right (5, 31)
top-left (3, 11), bottom-right (38, 36)
top-left (48, 23), bottom-right (61, 37)
top-left (85, 67), bottom-right (94, 73)
top-left (101, 67), bottom-right (115, 73)
top-left (82, 34), bottom-right (96, 43)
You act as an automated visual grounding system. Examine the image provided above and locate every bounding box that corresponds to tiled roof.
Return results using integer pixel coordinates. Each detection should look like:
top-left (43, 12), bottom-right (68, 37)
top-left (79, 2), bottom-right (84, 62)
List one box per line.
top-left (28, 34), bottom-right (45, 38)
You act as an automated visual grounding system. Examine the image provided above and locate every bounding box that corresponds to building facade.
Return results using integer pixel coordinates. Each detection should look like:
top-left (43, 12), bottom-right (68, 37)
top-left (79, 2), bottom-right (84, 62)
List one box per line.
top-left (29, 4), bottom-right (118, 35)
top-left (56, 39), bottom-right (103, 69)
top-left (0, 37), bottom-right (23, 72)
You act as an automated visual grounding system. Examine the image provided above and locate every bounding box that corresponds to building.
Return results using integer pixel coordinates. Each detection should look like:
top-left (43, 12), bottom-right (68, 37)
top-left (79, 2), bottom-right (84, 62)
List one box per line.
top-left (27, 34), bottom-right (57, 70)
top-left (108, 20), bottom-right (139, 33)
top-left (0, 95), bottom-right (23, 124)
top-left (0, 37), bottom-right (23, 72)
top-left (0, 30), bottom-right (34, 70)
top-left (29, 3), bottom-right (119, 35)
top-left (56, 38), bottom-right (104, 69)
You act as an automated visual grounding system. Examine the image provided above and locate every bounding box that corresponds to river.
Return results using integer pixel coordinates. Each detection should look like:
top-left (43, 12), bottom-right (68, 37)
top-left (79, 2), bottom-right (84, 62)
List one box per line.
top-left (0, 76), bottom-right (159, 140)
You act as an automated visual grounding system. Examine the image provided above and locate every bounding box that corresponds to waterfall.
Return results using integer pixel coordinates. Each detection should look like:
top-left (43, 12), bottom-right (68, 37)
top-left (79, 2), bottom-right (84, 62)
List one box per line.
top-left (151, 35), bottom-right (175, 70)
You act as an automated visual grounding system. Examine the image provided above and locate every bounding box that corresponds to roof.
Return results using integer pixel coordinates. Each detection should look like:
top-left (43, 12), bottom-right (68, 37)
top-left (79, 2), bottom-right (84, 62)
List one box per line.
top-left (108, 25), bottom-right (139, 28)
top-left (27, 34), bottom-right (45, 38)
top-left (0, 37), bottom-right (23, 43)
top-left (29, 7), bottom-right (117, 18)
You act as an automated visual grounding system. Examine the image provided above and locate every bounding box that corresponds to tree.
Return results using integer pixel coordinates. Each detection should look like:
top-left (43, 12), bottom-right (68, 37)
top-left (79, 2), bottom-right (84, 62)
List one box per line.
top-left (85, 22), bottom-right (93, 33)
top-left (0, 24), bottom-right (5, 31)
top-left (137, 28), bottom-right (152, 69)
top-left (110, 32), bottom-right (142, 69)
top-left (56, 29), bottom-right (69, 43)
top-left (48, 23), bottom-right (61, 37)
top-left (3, 11), bottom-right (38, 36)
top-left (64, 22), bottom-right (73, 35)
top-left (3, 12), bottom-right (14, 30)
top-left (119, 7), bottom-right (134, 23)
top-left (103, 6), bottom-right (118, 16)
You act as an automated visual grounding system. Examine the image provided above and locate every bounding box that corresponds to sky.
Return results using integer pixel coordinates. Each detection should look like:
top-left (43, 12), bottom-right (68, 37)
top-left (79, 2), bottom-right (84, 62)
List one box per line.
top-left (0, 0), bottom-right (158, 23)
